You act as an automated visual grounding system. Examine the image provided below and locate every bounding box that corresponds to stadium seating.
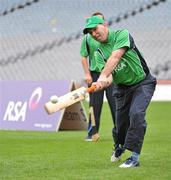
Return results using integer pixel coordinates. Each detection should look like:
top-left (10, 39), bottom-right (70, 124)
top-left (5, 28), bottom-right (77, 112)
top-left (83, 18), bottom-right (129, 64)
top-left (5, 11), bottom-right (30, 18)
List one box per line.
top-left (0, 0), bottom-right (170, 81)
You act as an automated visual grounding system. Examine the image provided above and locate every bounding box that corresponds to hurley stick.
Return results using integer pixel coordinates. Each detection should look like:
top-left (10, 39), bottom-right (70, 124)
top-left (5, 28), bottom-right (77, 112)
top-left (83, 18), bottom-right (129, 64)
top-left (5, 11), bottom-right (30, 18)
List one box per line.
top-left (89, 106), bottom-right (100, 142)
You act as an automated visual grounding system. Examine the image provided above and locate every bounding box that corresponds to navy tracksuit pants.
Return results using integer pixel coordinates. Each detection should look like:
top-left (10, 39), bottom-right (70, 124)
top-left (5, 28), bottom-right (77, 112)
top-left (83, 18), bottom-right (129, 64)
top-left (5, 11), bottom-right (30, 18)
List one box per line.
top-left (112, 73), bottom-right (156, 154)
top-left (88, 71), bottom-right (116, 138)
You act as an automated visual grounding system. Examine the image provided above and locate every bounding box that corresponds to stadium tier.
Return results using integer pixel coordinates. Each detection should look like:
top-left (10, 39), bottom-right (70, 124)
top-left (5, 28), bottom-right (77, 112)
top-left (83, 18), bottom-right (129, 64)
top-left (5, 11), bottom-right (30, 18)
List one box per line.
top-left (0, 0), bottom-right (171, 81)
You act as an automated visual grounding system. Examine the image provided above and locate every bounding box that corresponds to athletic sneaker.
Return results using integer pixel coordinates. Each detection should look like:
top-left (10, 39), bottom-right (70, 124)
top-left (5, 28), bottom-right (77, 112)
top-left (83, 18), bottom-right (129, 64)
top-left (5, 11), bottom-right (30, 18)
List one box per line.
top-left (85, 135), bottom-right (92, 141)
top-left (85, 134), bottom-right (100, 142)
top-left (111, 147), bottom-right (125, 162)
top-left (119, 157), bottom-right (140, 168)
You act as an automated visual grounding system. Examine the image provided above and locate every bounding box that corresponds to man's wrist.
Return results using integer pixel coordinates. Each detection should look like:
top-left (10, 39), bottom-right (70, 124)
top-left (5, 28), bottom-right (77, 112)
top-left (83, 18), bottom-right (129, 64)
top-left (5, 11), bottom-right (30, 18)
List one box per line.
top-left (98, 74), bottom-right (107, 82)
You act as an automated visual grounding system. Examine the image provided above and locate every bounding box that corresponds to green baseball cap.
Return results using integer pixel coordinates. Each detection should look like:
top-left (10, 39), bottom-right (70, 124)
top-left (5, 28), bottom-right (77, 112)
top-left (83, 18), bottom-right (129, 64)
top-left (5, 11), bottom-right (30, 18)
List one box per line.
top-left (83, 16), bottom-right (104, 34)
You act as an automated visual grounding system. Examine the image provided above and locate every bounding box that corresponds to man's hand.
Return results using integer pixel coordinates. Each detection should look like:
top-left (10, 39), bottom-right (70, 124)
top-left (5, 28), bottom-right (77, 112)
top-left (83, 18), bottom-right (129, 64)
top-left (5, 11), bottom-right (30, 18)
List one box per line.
top-left (92, 74), bottom-right (113, 91)
top-left (85, 73), bottom-right (92, 84)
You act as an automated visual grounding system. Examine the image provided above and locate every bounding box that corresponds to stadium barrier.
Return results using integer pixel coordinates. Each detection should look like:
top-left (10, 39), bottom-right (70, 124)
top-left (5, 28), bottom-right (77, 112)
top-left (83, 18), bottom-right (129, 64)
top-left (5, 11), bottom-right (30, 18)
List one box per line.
top-left (84, 80), bottom-right (171, 102)
top-left (152, 80), bottom-right (171, 101)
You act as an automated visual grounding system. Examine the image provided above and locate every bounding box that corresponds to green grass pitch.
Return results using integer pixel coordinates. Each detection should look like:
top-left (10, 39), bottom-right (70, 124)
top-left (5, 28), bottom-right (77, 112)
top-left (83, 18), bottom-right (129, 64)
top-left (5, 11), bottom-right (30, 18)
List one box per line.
top-left (0, 101), bottom-right (171, 180)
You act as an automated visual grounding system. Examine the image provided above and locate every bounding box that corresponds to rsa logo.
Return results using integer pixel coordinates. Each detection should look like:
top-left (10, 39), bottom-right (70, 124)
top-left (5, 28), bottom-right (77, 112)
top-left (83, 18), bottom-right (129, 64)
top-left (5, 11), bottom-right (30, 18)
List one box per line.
top-left (3, 87), bottom-right (42, 122)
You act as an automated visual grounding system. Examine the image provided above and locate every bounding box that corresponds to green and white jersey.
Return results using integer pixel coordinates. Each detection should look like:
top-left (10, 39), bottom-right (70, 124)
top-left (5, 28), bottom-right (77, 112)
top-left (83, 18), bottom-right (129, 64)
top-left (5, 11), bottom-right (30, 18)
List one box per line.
top-left (80, 34), bottom-right (101, 72)
top-left (94, 29), bottom-right (149, 85)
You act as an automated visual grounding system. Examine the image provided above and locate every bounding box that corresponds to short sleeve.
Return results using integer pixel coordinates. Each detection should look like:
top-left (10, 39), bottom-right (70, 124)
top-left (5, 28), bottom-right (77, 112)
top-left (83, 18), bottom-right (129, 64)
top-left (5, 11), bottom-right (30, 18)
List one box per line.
top-left (112, 29), bottom-right (130, 51)
top-left (80, 36), bottom-right (88, 57)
